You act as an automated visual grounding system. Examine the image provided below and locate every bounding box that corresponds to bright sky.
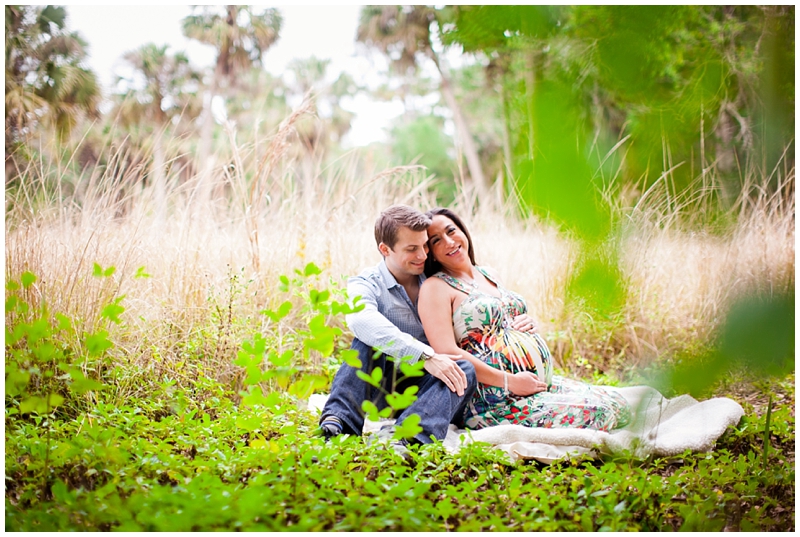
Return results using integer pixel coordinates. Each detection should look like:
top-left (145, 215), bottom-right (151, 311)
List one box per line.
top-left (66, 4), bottom-right (404, 146)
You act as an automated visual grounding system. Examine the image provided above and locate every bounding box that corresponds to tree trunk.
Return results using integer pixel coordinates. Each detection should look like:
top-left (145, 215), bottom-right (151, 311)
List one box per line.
top-left (429, 51), bottom-right (488, 194)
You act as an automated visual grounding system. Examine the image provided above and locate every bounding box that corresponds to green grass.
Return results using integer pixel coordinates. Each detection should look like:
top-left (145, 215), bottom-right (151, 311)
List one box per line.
top-left (4, 373), bottom-right (794, 531)
top-left (4, 262), bottom-right (795, 532)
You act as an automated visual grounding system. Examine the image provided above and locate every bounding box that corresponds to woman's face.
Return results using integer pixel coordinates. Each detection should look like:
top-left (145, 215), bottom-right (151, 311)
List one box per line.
top-left (427, 214), bottom-right (471, 268)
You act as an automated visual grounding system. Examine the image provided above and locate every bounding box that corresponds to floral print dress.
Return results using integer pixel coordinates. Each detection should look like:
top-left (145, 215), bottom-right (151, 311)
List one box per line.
top-left (435, 268), bottom-right (630, 432)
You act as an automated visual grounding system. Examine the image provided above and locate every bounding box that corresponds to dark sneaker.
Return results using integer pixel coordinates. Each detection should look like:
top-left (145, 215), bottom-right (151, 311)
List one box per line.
top-left (319, 415), bottom-right (343, 440)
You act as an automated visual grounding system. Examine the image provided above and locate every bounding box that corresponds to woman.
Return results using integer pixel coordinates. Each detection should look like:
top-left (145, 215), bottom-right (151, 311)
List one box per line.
top-left (418, 208), bottom-right (630, 431)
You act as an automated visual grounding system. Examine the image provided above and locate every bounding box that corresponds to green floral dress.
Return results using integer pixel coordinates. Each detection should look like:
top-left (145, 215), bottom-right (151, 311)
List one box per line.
top-left (435, 268), bottom-right (630, 432)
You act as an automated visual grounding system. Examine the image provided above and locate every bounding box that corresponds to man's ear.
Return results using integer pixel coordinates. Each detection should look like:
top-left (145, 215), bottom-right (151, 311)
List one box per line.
top-left (378, 242), bottom-right (390, 257)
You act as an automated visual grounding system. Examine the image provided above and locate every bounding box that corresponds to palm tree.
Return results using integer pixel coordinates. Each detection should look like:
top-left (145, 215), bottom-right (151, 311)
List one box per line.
top-left (284, 56), bottom-right (358, 199)
top-left (114, 43), bottom-right (201, 220)
top-left (5, 5), bottom-right (100, 178)
top-left (182, 5), bottom-right (282, 202)
top-left (357, 5), bottom-right (488, 193)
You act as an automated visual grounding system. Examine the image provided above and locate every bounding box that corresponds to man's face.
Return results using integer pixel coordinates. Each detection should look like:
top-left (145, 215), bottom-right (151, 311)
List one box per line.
top-left (380, 226), bottom-right (429, 279)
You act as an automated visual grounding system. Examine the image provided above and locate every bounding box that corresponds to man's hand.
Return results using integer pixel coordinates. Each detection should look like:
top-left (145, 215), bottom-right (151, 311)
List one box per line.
top-left (423, 353), bottom-right (468, 396)
top-left (510, 314), bottom-right (538, 333)
top-left (507, 371), bottom-right (547, 396)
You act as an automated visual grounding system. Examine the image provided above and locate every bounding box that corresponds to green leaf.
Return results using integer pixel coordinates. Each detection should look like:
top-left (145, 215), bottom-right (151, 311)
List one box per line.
top-left (20, 393), bottom-right (64, 414)
top-left (55, 313), bottom-right (72, 333)
top-left (101, 297), bottom-right (126, 324)
top-left (356, 370), bottom-right (380, 388)
top-left (371, 366), bottom-right (383, 385)
top-left (6, 280), bottom-right (20, 291)
top-left (400, 359), bottom-right (426, 378)
top-left (235, 413), bottom-right (264, 432)
top-left (21, 271), bottom-right (37, 288)
top-left (24, 318), bottom-right (51, 344)
top-left (288, 374), bottom-right (328, 400)
top-left (361, 399), bottom-right (381, 422)
top-left (264, 300), bottom-right (293, 322)
top-left (93, 263), bottom-right (104, 277)
top-left (385, 385), bottom-right (419, 411)
top-left (5, 295), bottom-right (18, 313)
top-left (134, 266), bottom-right (151, 279)
top-left (268, 350), bottom-right (293, 367)
top-left (240, 387), bottom-right (268, 409)
top-left (51, 480), bottom-right (73, 504)
top-left (340, 349), bottom-right (362, 368)
top-left (68, 369), bottom-right (105, 394)
top-left (85, 330), bottom-right (113, 356)
top-left (304, 262), bottom-right (322, 277)
top-left (393, 413), bottom-right (423, 441)
top-left (5, 366), bottom-right (31, 397)
top-left (279, 274), bottom-right (290, 292)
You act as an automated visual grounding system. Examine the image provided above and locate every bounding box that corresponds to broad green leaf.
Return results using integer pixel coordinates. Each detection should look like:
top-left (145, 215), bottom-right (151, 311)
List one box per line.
top-left (85, 330), bottom-right (113, 356)
top-left (20, 393), bottom-right (64, 414)
top-left (21, 271), bottom-right (36, 288)
top-left (234, 349), bottom-right (257, 367)
top-left (5, 367), bottom-right (30, 397)
top-left (288, 374), bottom-right (327, 400)
top-left (249, 437), bottom-right (269, 449)
top-left (385, 385), bottom-right (419, 411)
top-left (268, 350), bottom-right (293, 367)
top-left (400, 359), bottom-right (426, 378)
top-left (24, 318), bottom-right (51, 344)
top-left (101, 300), bottom-right (126, 324)
top-left (69, 375), bottom-right (106, 395)
top-left (235, 413), bottom-right (263, 432)
top-left (6, 280), bottom-right (20, 291)
top-left (361, 399), bottom-right (381, 422)
top-left (340, 349), bottom-right (362, 368)
top-left (356, 370), bottom-right (380, 388)
top-left (279, 274), bottom-right (290, 292)
top-left (55, 313), bottom-right (72, 332)
top-left (393, 413), bottom-right (422, 440)
top-left (304, 262), bottom-right (322, 277)
top-left (241, 388), bottom-right (269, 409)
top-left (371, 366), bottom-right (383, 385)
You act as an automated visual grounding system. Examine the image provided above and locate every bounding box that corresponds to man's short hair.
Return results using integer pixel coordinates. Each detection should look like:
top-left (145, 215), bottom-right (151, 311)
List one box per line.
top-left (374, 205), bottom-right (431, 250)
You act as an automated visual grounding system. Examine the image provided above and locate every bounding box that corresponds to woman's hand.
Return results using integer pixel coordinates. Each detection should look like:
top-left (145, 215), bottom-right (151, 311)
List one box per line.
top-left (507, 371), bottom-right (547, 396)
top-left (510, 314), bottom-right (538, 333)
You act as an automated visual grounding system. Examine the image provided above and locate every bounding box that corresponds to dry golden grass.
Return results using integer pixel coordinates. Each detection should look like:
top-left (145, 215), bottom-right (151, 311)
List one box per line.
top-left (5, 125), bottom-right (794, 385)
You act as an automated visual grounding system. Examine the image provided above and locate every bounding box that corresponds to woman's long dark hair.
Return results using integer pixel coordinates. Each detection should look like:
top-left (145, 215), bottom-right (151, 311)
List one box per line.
top-left (424, 207), bottom-right (477, 276)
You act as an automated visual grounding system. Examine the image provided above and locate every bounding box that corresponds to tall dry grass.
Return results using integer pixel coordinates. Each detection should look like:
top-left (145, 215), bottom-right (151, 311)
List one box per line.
top-left (5, 113), bottom-right (795, 387)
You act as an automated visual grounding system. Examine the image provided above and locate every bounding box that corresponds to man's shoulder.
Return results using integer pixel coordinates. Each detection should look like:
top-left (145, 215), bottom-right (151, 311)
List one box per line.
top-left (348, 261), bottom-right (389, 291)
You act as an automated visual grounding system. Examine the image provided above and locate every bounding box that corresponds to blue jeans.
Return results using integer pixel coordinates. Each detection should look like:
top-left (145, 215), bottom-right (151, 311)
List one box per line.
top-left (321, 339), bottom-right (477, 444)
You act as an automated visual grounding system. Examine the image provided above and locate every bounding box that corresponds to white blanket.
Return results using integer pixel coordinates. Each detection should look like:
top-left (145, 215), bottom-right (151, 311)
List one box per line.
top-left (308, 386), bottom-right (745, 464)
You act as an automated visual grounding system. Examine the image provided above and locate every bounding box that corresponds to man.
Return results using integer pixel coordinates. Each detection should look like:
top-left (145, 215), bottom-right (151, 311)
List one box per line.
top-left (319, 205), bottom-right (477, 450)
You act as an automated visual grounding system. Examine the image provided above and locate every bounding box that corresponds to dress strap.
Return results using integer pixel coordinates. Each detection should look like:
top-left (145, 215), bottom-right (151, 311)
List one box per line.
top-left (433, 271), bottom-right (475, 295)
top-left (474, 266), bottom-right (498, 286)
top-left (434, 266), bottom-right (497, 295)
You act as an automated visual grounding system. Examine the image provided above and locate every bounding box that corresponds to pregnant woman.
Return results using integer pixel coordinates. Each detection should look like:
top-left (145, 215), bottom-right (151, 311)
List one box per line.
top-left (418, 207), bottom-right (630, 431)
